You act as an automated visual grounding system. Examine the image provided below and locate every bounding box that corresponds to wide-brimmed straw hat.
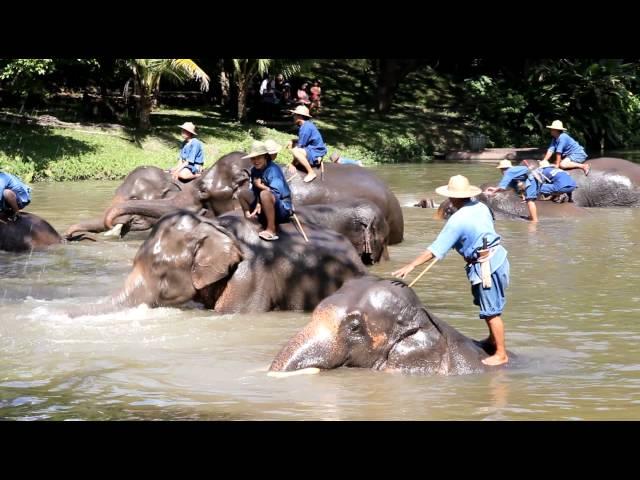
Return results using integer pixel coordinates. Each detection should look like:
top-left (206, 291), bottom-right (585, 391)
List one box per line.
top-left (546, 120), bottom-right (567, 131)
top-left (496, 159), bottom-right (513, 169)
top-left (264, 139), bottom-right (282, 155)
top-left (242, 141), bottom-right (271, 159)
top-left (539, 159), bottom-right (551, 168)
top-left (178, 122), bottom-right (197, 136)
top-left (289, 105), bottom-right (312, 118)
top-left (435, 175), bottom-right (482, 198)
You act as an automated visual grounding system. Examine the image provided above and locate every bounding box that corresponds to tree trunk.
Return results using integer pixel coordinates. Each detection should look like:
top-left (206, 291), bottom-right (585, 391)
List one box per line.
top-left (374, 59), bottom-right (421, 114)
top-left (237, 75), bottom-right (248, 122)
top-left (137, 92), bottom-right (153, 130)
top-left (375, 59), bottom-right (402, 114)
top-left (220, 69), bottom-right (231, 106)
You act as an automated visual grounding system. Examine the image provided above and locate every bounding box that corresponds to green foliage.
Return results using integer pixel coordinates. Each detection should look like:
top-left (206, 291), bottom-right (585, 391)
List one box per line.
top-left (0, 59), bottom-right (56, 98)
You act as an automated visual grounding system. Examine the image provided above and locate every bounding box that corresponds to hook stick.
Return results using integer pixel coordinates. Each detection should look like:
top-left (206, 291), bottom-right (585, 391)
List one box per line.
top-left (408, 258), bottom-right (438, 288)
top-left (291, 213), bottom-right (309, 242)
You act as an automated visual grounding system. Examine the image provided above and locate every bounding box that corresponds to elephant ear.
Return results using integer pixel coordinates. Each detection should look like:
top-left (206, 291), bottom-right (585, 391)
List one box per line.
top-left (191, 222), bottom-right (243, 290)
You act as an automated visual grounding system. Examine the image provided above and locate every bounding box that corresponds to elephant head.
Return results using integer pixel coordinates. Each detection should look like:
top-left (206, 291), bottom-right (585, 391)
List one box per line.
top-left (69, 211), bottom-right (243, 316)
top-left (269, 277), bottom-right (492, 375)
top-left (196, 151), bottom-right (251, 215)
top-left (65, 166), bottom-right (182, 238)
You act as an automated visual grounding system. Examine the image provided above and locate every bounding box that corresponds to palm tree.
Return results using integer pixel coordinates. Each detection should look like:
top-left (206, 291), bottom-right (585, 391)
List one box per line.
top-left (231, 59), bottom-right (307, 122)
top-left (126, 59), bottom-right (210, 130)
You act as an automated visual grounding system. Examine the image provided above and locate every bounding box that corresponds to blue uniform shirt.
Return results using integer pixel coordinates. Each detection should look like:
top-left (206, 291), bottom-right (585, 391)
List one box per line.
top-left (498, 165), bottom-right (539, 200)
top-left (427, 199), bottom-right (508, 285)
top-left (179, 138), bottom-right (205, 166)
top-left (297, 121), bottom-right (327, 161)
top-left (250, 161), bottom-right (292, 205)
top-left (547, 132), bottom-right (587, 161)
top-left (0, 172), bottom-right (32, 208)
top-left (540, 166), bottom-right (577, 189)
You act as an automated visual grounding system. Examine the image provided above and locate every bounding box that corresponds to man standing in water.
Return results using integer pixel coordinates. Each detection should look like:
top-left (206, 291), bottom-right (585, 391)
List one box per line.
top-left (393, 175), bottom-right (510, 366)
top-left (485, 160), bottom-right (539, 222)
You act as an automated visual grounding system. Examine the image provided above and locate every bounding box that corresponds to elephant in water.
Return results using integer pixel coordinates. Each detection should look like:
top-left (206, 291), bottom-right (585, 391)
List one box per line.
top-left (68, 210), bottom-right (368, 317)
top-left (0, 212), bottom-right (64, 252)
top-left (97, 153), bottom-right (405, 244)
top-left (270, 277), bottom-right (513, 375)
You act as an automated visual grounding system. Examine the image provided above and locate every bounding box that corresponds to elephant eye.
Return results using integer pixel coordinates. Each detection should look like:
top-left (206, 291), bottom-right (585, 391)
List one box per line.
top-left (346, 312), bottom-right (362, 333)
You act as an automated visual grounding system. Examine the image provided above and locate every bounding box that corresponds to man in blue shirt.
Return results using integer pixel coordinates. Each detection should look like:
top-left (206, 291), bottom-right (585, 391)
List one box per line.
top-left (393, 175), bottom-right (510, 366)
top-left (169, 122), bottom-right (205, 181)
top-left (0, 171), bottom-right (32, 222)
top-left (541, 120), bottom-right (590, 176)
top-left (485, 159), bottom-right (539, 222)
top-left (287, 105), bottom-right (327, 183)
top-left (537, 159), bottom-right (577, 202)
top-left (330, 151), bottom-right (362, 166)
top-left (239, 141), bottom-right (293, 241)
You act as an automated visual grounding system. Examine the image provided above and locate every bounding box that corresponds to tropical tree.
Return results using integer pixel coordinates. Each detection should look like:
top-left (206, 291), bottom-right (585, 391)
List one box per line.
top-left (125, 59), bottom-right (210, 130)
top-left (231, 59), bottom-right (307, 121)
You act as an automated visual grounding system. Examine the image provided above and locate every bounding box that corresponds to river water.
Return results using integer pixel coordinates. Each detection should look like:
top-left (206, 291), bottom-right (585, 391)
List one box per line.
top-left (1, 163), bottom-right (639, 420)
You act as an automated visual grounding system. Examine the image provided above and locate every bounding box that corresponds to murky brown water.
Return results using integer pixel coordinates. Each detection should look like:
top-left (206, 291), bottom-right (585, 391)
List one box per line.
top-left (2, 163), bottom-right (640, 420)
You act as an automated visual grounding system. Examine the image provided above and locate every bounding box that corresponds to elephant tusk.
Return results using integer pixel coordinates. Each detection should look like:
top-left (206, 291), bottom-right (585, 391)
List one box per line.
top-left (103, 223), bottom-right (123, 237)
top-left (267, 367), bottom-right (320, 378)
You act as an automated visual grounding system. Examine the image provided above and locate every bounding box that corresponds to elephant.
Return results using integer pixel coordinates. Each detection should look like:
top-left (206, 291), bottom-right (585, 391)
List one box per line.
top-left (269, 276), bottom-right (512, 375)
top-left (67, 210), bottom-right (368, 317)
top-left (0, 212), bottom-right (64, 252)
top-left (100, 154), bottom-right (405, 244)
top-left (64, 164), bottom-right (187, 239)
top-left (294, 200), bottom-right (390, 264)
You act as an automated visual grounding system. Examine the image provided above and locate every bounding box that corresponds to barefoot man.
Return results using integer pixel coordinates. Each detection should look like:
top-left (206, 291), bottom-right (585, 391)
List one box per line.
top-left (392, 175), bottom-right (510, 366)
top-left (286, 105), bottom-right (327, 183)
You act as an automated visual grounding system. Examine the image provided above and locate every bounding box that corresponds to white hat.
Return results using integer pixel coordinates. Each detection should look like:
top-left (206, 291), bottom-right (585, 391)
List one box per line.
top-left (264, 139), bottom-right (282, 155)
top-left (178, 122), bottom-right (197, 136)
top-left (546, 120), bottom-right (567, 131)
top-left (289, 105), bottom-right (312, 118)
top-left (242, 141), bottom-right (271, 159)
top-left (496, 159), bottom-right (513, 169)
top-left (539, 159), bottom-right (551, 168)
top-left (435, 175), bottom-right (482, 198)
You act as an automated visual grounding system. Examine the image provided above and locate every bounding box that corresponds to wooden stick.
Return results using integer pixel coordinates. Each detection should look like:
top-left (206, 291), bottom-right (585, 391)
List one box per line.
top-left (408, 258), bottom-right (438, 288)
top-left (291, 213), bottom-right (309, 242)
top-left (320, 159), bottom-right (325, 181)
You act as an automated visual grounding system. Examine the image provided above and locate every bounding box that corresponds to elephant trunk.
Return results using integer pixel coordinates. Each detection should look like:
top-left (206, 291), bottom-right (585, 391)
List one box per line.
top-left (65, 217), bottom-right (109, 239)
top-left (66, 266), bottom-right (154, 318)
top-left (269, 308), bottom-right (345, 372)
top-left (104, 200), bottom-right (185, 229)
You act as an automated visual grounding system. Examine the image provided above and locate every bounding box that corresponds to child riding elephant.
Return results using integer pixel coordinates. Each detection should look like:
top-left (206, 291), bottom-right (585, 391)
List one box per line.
top-left (238, 141), bottom-right (293, 241)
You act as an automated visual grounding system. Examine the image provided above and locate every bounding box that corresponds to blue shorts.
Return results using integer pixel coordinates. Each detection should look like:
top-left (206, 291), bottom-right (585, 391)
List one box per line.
top-left (524, 180), bottom-right (539, 201)
top-left (182, 163), bottom-right (203, 174)
top-left (252, 195), bottom-right (292, 223)
top-left (471, 258), bottom-right (510, 319)
top-left (564, 154), bottom-right (587, 164)
top-left (540, 183), bottom-right (576, 195)
top-left (304, 147), bottom-right (324, 167)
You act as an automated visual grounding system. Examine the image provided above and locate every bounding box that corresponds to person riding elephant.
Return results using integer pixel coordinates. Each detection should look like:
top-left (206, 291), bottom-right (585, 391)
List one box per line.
top-left (67, 209), bottom-right (368, 317)
top-left (537, 159), bottom-right (578, 203)
top-left (286, 105), bottom-right (327, 183)
top-left (238, 141), bottom-right (294, 241)
top-left (101, 151), bottom-right (404, 244)
top-left (0, 171), bottom-right (32, 222)
top-left (269, 277), bottom-right (514, 375)
top-left (540, 120), bottom-right (590, 176)
top-left (168, 122), bottom-right (205, 182)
